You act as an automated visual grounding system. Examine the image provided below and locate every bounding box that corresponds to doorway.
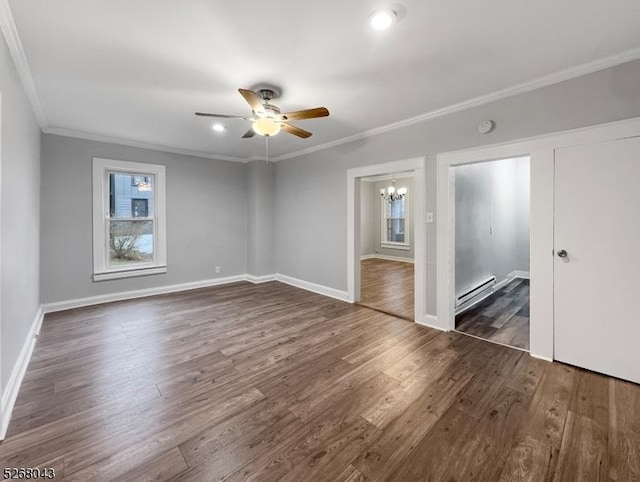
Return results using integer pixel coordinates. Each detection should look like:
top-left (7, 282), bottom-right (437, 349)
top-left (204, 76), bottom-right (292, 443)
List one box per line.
top-left (452, 156), bottom-right (531, 350)
top-left (358, 173), bottom-right (415, 320)
top-left (347, 157), bottom-right (427, 324)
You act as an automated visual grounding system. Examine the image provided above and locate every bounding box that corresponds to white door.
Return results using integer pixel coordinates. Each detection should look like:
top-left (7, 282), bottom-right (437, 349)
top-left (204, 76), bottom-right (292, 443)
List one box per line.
top-left (554, 136), bottom-right (640, 384)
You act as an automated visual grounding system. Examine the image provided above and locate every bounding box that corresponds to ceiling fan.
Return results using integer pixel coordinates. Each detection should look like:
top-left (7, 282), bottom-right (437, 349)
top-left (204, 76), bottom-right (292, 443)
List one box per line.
top-left (196, 88), bottom-right (329, 139)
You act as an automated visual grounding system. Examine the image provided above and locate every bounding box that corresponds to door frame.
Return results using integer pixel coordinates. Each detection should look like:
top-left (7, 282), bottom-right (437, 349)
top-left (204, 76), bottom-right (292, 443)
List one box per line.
top-left (447, 155), bottom-right (532, 353)
top-left (347, 157), bottom-right (428, 325)
top-left (436, 116), bottom-right (640, 361)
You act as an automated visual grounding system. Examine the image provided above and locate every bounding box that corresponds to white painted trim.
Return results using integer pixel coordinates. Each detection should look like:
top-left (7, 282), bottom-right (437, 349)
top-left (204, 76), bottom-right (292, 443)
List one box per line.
top-left (0, 0), bottom-right (47, 128)
top-left (271, 48), bottom-right (640, 162)
top-left (92, 158), bottom-right (167, 280)
top-left (275, 274), bottom-right (349, 302)
top-left (245, 274), bottom-right (277, 284)
top-left (42, 275), bottom-right (248, 313)
top-left (0, 306), bottom-right (44, 440)
top-left (495, 273), bottom-right (517, 292)
top-left (380, 243), bottom-right (410, 251)
top-left (360, 254), bottom-right (414, 264)
top-left (437, 115), bottom-right (640, 362)
top-left (40, 273), bottom-right (350, 314)
top-left (347, 157), bottom-right (426, 324)
top-left (416, 315), bottom-right (446, 332)
top-left (530, 353), bottom-right (553, 362)
top-left (513, 270), bottom-right (531, 279)
top-left (93, 266), bottom-right (167, 281)
top-left (44, 127), bottom-right (250, 164)
top-left (4, 0), bottom-right (638, 168)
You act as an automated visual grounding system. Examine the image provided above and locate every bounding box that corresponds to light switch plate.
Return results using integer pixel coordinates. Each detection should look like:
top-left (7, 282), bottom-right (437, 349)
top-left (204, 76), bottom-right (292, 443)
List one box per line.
top-left (426, 212), bottom-right (434, 223)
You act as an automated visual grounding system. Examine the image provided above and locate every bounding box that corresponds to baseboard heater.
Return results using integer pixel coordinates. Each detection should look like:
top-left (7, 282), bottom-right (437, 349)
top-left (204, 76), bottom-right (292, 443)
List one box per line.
top-left (456, 276), bottom-right (496, 308)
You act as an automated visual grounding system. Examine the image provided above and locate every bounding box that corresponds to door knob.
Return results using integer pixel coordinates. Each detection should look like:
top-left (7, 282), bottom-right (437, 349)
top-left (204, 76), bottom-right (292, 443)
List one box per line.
top-left (557, 249), bottom-right (568, 258)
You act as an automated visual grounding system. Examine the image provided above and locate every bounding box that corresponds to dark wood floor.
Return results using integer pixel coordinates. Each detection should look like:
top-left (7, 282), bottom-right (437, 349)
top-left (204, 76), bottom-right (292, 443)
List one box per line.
top-left (456, 278), bottom-right (530, 350)
top-left (1, 281), bottom-right (638, 481)
top-left (359, 258), bottom-right (414, 320)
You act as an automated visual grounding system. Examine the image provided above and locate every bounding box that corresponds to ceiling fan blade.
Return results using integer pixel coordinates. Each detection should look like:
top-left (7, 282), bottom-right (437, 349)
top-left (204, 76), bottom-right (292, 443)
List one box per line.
top-left (242, 128), bottom-right (256, 139)
top-left (238, 89), bottom-right (265, 114)
top-left (282, 123), bottom-right (312, 138)
top-left (195, 112), bottom-right (246, 118)
top-left (281, 107), bottom-right (329, 121)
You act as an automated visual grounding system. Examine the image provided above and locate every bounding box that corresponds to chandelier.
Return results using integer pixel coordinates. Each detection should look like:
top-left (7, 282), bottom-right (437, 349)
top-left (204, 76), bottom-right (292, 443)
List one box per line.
top-left (380, 180), bottom-right (407, 201)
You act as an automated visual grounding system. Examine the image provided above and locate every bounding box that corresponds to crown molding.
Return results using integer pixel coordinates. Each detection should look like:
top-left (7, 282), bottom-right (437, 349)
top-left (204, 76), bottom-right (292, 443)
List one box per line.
top-left (271, 47), bottom-right (640, 162)
top-left (0, 0), bottom-right (48, 128)
top-left (43, 127), bottom-right (251, 163)
top-left (3, 0), bottom-right (639, 164)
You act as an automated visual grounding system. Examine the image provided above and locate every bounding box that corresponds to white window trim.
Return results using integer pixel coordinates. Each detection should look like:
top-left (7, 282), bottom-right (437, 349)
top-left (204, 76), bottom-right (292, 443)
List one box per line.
top-left (380, 192), bottom-right (410, 250)
top-left (92, 157), bottom-right (167, 281)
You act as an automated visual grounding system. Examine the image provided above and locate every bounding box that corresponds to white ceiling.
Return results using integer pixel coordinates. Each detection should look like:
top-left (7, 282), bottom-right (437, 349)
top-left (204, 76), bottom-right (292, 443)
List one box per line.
top-left (7, 0), bottom-right (640, 161)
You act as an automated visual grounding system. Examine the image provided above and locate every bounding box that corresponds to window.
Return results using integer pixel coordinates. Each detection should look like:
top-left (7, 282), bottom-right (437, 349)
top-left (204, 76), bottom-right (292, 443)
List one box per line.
top-left (381, 194), bottom-right (410, 250)
top-left (131, 199), bottom-right (149, 217)
top-left (93, 158), bottom-right (166, 281)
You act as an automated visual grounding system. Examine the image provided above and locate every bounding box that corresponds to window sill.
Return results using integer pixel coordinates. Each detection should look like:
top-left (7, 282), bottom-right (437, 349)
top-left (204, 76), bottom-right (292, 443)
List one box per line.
top-left (381, 243), bottom-right (410, 251)
top-left (93, 265), bottom-right (167, 282)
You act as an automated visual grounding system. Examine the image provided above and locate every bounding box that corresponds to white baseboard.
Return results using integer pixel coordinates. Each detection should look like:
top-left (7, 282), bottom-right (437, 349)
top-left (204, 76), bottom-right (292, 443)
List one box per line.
top-left (42, 275), bottom-right (248, 313)
top-left (416, 315), bottom-right (447, 331)
top-left (495, 272), bottom-right (517, 292)
top-left (245, 274), bottom-right (277, 284)
top-left (1, 306), bottom-right (44, 440)
top-left (513, 270), bottom-right (530, 280)
top-left (360, 254), bottom-right (414, 264)
top-left (275, 273), bottom-right (349, 302)
top-left (530, 353), bottom-right (553, 362)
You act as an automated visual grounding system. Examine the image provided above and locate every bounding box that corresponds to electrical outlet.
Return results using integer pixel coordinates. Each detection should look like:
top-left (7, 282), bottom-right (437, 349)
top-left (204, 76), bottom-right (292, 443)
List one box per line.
top-left (426, 212), bottom-right (434, 223)
top-left (215, 265), bottom-right (221, 273)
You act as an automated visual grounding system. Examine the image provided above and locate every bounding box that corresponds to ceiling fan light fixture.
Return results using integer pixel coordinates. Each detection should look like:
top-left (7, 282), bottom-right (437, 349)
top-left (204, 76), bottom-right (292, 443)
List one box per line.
top-left (252, 118), bottom-right (281, 137)
top-left (369, 9), bottom-right (396, 30)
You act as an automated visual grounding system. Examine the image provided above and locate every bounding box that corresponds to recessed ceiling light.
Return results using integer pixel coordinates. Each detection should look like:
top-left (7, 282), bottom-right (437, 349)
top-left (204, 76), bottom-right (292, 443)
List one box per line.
top-left (369, 9), bottom-right (396, 30)
top-left (212, 123), bottom-right (225, 132)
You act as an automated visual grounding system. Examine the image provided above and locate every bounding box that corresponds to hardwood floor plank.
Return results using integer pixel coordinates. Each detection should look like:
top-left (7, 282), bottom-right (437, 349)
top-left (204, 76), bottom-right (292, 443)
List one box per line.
top-left (456, 279), bottom-right (530, 350)
top-left (352, 362), bottom-right (474, 480)
top-left (608, 378), bottom-right (640, 481)
top-left (1, 281), bottom-right (637, 481)
top-left (359, 258), bottom-right (414, 320)
top-left (118, 447), bottom-right (188, 482)
top-left (552, 411), bottom-right (608, 482)
top-left (498, 436), bottom-right (554, 482)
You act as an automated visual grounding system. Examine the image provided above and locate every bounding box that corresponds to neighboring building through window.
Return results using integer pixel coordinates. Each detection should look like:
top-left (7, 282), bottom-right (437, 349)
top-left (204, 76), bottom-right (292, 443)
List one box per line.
top-left (92, 158), bottom-right (167, 281)
top-left (381, 194), bottom-right (410, 250)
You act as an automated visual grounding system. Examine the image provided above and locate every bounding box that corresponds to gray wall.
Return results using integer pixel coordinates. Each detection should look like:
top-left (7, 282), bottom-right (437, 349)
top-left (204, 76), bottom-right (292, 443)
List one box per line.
top-left (361, 178), bottom-right (415, 260)
top-left (454, 157), bottom-right (529, 294)
top-left (246, 160), bottom-right (275, 277)
top-left (274, 60), bottom-right (640, 315)
top-left (0, 35), bottom-right (41, 397)
top-left (40, 134), bottom-right (248, 303)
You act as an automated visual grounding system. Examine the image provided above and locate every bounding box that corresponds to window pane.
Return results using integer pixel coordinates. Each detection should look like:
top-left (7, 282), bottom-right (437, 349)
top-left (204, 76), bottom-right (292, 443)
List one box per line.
top-left (109, 220), bottom-right (153, 267)
top-left (389, 198), bottom-right (405, 218)
top-left (387, 219), bottom-right (405, 243)
top-left (109, 172), bottom-right (154, 218)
